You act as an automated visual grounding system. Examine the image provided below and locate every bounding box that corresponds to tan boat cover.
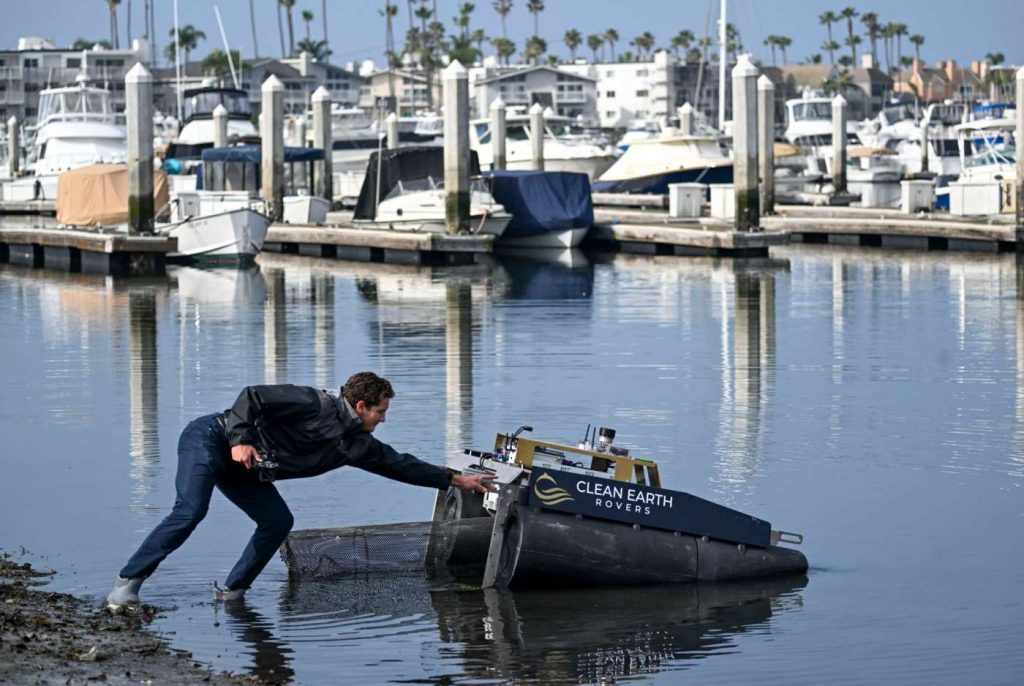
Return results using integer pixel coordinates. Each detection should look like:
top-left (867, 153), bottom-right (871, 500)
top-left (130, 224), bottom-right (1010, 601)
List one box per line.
top-left (56, 164), bottom-right (169, 227)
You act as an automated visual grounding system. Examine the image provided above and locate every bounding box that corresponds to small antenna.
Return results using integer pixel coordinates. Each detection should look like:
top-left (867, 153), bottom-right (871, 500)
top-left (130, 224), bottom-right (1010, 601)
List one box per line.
top-left (213, 5), bottom-right (240, 90)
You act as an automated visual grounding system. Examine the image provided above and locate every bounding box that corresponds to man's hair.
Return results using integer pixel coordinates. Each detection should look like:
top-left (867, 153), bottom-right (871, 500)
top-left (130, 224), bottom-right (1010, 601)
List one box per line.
top-left (342, 372), bottom-right (394, 408)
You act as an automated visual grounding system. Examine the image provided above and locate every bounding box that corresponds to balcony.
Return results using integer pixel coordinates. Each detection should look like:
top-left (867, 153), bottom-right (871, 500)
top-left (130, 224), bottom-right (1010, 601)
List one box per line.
top-left (556, 91), bottom-right (587, 103)
top-left (0, 66), bottom-right (24, 81)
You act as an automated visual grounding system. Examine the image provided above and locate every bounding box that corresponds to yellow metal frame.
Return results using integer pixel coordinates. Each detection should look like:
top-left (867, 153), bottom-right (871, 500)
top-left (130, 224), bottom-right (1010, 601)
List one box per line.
top-left (495, 435), bottom-right (661, 488)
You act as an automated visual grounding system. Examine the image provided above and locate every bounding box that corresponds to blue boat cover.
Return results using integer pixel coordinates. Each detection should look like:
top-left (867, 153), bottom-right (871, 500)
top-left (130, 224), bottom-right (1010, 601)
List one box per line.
top-left (483, 170), bottom-right (593, 238)
top-left (200, 145), bottom-right (325, 163)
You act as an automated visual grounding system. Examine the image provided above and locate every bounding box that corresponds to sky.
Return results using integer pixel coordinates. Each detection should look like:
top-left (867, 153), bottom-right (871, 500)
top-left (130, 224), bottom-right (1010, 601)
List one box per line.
top-left (1, 0), bottom-right (1021, 71)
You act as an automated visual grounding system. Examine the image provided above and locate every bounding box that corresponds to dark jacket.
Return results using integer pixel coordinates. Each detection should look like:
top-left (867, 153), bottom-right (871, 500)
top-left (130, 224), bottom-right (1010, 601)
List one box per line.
top-left (220, 384), bottom-right (452, 489)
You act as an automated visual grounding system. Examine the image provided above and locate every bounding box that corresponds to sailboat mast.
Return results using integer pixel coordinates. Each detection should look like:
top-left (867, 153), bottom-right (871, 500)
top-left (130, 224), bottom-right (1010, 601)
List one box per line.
top-left (718, 0), bottom-right (727, 130)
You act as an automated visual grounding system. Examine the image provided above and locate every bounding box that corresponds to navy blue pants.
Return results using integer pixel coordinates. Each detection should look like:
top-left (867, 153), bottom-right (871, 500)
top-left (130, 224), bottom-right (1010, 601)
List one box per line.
top-left (120, 413), bottom-right (294, 590)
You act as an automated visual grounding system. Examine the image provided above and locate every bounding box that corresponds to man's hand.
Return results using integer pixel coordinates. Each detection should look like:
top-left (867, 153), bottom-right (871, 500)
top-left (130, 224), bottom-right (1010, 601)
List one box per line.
top-left (451, 473), bottom-right (498, 494)
top-left (231, 444), bottom-right (260, 469)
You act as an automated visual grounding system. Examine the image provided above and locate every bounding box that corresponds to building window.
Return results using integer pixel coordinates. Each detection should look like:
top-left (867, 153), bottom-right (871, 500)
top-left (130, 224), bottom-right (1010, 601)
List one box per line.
top-left (636, 89), bottom-right (648, 97)
top-left (605, 90), bottom-right (615, 98)
top-left (605, 111), bottom-right (615, 119)
top-left (23, 58), bottom-right (38, 69)
top-left (66, 58), bottom-right (81, 69)
top-left (636, 69), bottom-right (648, 77)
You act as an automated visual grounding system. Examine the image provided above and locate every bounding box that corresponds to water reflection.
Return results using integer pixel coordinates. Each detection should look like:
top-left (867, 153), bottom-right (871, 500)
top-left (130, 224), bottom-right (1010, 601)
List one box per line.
top-left (264, 268), bottom-right (288, 384)
top-left (445, 282), bottom-right (473, 456)
top-left (713, 263), bottom-right (784, 502)
top-left (271, 575), bottom-right (805, 684)
top-left (217, 600), bottom-right (295, 684)
top-left (128, 290), bottom-right (159, 509)
top-left (311, 273), bottom-right (335, 389)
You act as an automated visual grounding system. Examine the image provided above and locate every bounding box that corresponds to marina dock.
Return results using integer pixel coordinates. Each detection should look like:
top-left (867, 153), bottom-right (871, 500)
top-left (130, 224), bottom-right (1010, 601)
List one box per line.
top-left (0, 226), bottom-right (173, 275)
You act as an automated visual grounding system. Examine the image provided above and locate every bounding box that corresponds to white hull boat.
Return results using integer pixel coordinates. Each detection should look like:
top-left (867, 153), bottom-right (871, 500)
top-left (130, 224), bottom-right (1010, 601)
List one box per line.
top-left (163, 207), bottom-right (269, 262)
top-left (282, 196), bottom-right (330, 225)
top-left (359, 188), bottom-right (511, 237)
top-left (496, 226), bottom-right (588, 249)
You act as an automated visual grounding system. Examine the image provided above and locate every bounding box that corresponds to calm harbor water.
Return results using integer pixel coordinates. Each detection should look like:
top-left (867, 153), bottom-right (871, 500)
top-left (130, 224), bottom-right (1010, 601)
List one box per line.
top-left (2, 242), bottom-right (1023, 684)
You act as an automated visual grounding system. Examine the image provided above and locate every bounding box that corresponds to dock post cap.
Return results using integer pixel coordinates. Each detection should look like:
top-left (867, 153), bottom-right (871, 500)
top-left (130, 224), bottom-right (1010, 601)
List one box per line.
top-left (386, 111), bottom-right (398, 122)
top-left (680, 102), bottom-right (694, 112)
top-left (212, 104), bottom-right (228, 116)
top-left (757, 74), bottom-right (775, 91)
top-left (490, 96), bottom-right (506, 111)
top-left (7, 115), bottom-right (16, 126)
top-left (261, 74), bottom-right (285, 92)
top-left (529, 102), bottom-right (544, 114)
top-left (125, 62), bottom-right (152, 82)
top-left (731, 53), bottom-right (759, 78)
top-left (443, 60), bottom-right (467, 79)
top-left (832, 93), bottom-right (847, 106)
top-left (311, 85), bottom-right (331, 102)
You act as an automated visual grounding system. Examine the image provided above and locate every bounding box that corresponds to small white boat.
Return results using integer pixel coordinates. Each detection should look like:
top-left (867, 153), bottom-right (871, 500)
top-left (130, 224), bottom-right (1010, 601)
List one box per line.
top-left (163, 205), bottom-right (269, 262)
top-left (593, 132), bottom-right (733, 194)
top-left (353, 146), bottom-right (510, 237)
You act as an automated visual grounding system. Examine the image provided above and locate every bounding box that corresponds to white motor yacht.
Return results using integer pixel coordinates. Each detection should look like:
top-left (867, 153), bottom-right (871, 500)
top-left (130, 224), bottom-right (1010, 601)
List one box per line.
top-left (593, 130), bottom-right (733, 194)
top-left (0, 75), bottom-right (125, 202)
top-left (783, 94), bottom-right (860, 177)
top-left (955, 119), bottom-right (1016, 184)
top-left (165, 86), bottom-right (257, 160)
top-left (353, 146), bottom-right (510, 237)
top-left (470, 110), bottom-right (619, 181)
top-left (617, 118), bottom-right (663, 152)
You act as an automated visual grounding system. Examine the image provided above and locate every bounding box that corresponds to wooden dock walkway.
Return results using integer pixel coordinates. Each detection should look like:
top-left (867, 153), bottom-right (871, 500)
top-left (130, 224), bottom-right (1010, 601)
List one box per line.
top-left (0, 227), bottom-right (174, 275)
top-left (265, 211), bottom-right (494, 265)
top-left (0, 199), bottom-right (57, 215)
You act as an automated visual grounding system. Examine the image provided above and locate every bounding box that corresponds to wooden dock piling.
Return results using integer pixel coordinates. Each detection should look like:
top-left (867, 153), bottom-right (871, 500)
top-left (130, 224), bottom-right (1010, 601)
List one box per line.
top-left (261, 75), bottom-right (285, 222)
top-left (732, 55), bottom-right (760, 232)
top-left (757, 75), bottom-right (775, 216)
top-left (443, 60), bottom-right (470, 235)
top-left (490, 96), bottom-right (507, 171)
top-left (832, 95), bottom-right (848, 195)
top-left (312, 86), bottom-right (333, 202)
top-left (125, 63), bottom-right (154, 236)
top-left (529, 102), bottom-right (545, 171)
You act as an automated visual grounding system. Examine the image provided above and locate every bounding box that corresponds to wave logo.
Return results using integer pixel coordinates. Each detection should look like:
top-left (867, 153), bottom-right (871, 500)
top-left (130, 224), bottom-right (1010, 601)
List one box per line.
top-left (533, 472), bottom-right (574, 506)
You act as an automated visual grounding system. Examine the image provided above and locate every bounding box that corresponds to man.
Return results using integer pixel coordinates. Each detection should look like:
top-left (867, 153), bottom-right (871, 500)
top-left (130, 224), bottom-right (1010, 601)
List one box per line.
top-left (107, 372), bottom-right (495, 608)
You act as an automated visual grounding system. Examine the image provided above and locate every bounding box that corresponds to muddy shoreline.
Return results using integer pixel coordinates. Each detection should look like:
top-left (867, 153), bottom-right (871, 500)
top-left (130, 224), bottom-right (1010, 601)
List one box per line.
top-left (0, 551), bottom-right (262, 685)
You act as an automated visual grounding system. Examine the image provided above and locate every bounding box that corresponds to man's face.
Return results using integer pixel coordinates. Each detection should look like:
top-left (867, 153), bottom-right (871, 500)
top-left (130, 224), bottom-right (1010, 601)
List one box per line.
top-left (354, 396), bottom-right (389, 432)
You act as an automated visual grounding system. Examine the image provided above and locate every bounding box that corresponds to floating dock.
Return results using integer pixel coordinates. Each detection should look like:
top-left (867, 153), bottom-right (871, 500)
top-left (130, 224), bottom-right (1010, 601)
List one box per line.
top-left (266, 211), bottom-right (494, 265)
top-left (0, 199), bottom-right (57, 215)
top-left (0, 227), bottom-right (174, 276)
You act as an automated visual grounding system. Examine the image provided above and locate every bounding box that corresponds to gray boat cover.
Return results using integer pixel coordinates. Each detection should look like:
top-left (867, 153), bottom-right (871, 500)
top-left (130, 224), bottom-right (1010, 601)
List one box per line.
top-left (483, 170), bottom-right (594, 238)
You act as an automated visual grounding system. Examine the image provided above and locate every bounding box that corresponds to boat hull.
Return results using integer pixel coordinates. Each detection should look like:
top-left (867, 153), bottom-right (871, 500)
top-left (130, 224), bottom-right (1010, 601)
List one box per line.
top-left (164, 208), bottom-right (269, 264)
top-left (592, 164), bottom-right (734, 195)
top-left (355, 212), bottom-right (511, 237)
top-left (487, 499), bottom-right (808, 588)
top-left (496, 226), bottom-right (589, 249)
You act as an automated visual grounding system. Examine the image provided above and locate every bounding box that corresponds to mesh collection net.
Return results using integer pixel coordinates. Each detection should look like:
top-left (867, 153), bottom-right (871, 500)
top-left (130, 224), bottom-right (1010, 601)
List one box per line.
top-left (280, 517), bottom-right (495, 580)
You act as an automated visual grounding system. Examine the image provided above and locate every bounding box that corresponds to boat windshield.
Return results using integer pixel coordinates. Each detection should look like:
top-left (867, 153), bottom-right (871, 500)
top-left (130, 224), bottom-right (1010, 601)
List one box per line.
top-left (384, 176), bottom-right (490, 200)
top-left (183, 91), bottom-right (252, 120)
top-left (333, 109), bottom-right (372, 129)
top-left (792, 101), bottom-right (831, 121)
top-left (506, 124), bottom-right (531, 141)
top-left (880, 106), bottom-right (914, 126)
top-left (37, 89), bottom-right (110, 122)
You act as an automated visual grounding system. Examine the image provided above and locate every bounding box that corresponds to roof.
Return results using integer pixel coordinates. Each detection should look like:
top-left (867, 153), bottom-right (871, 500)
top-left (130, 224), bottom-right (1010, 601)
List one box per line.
top-left (201, 145), bottom-right (324, 163)
top-left (476, 65), bottom-right (596, 86)
top-left (779, 64), bottom-right (892, 90)
top-left (248, 59), bottom-right (306, 80)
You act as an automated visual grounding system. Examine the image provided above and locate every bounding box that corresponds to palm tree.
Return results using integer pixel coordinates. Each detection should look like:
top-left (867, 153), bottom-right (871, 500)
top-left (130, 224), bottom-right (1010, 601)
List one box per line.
top-left (777, 35), bottom-right (792, 65)
top-left (563, 29), bottom-right (582, 61)
top-left (202, 49), bottom-right (241, 85)
top-left (586, 34), bottom-right (604, 62)
top-left (72, 38), bottom-right (112, 51)
top-left (670, 29), bottom-right (694, 58)
top-left (845, 34), bottom-right (861, 63)
top-left (249, 0), bottom-right (260, 57)
top-left (764, 35), bottom-right (778, 66)
top-left (604, 28), bottom-right (619, 61)
top-left (490, 37), bottom-right (515, 65)
top-left (524, 36), bottom-right (546, 64)
top-left (106, 0), bottom-right (121, 49)
top-left (492, 0), bottom-right (513, 40)
top-left (322, 0), bottom-right (329, 46)
top-left (909, 34), bottom-right (924, 62)
top-left (381, 2), bottom-right (398, 103)
top-left (822, 40), bottom-right (840, 66)
top-left (808, 53), bottom-right (823, 65)
top-left (725, 23), bottom-right (742, 61)
top-left (279, 0), bottom-right (297, 57)
top-left (630, 32), bottom-right (654, 60)
top-left (819, 10), bottom-right (837, 61)
top-left (471, 28), bottom-right (487, 54)
top-left (840, 6), bottom-right (858, 54)
top-left (880, 23), bottom-right (894, 74)
top-left (861, 11), bottom-right (880, 64)
top-left (526, 0), bottom-right (544, 38)
top-left (454, 3), bottom-right (475, 40)
top-left (165, 24), bottom-right (206, 64)
top-left (890, 22), bottom-right (908, 77)
top-left (302, 9), bottom-right (314, 41)
top-left (276, 0), bottom-right (286, 57)
top-left (296, 38), bottom-right (331, 61)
